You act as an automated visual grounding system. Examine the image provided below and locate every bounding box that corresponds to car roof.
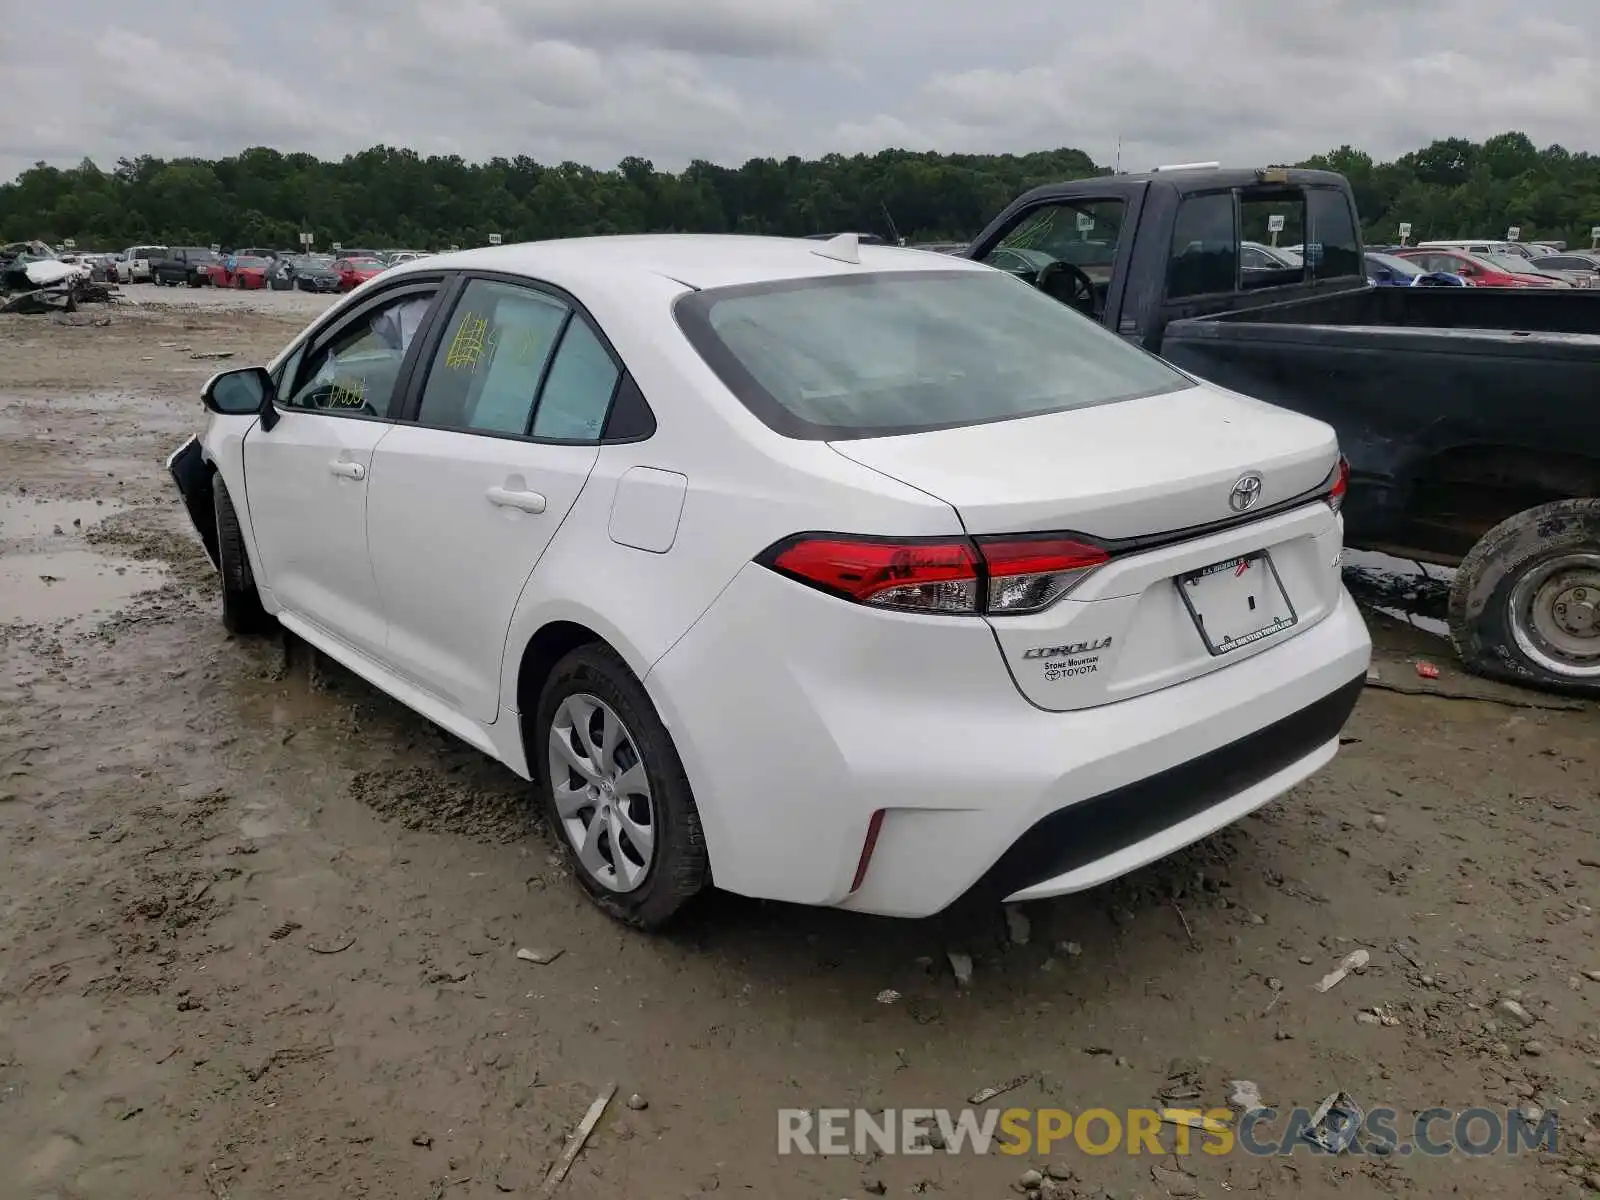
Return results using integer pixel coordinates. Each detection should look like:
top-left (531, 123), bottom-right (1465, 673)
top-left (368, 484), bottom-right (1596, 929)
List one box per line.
top-left (384, 234), bottom-right (989, 292)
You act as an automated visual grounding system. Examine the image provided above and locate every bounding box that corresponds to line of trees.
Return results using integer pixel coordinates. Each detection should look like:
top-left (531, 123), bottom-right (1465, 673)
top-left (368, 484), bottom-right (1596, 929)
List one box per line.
top-left (1, 132), bottom-right (1595, 252)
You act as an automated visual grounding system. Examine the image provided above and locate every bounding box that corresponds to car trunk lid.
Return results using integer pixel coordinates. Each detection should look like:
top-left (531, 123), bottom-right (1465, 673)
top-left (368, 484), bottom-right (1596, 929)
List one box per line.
top-left (828, 384), bottom-right (1347, 710)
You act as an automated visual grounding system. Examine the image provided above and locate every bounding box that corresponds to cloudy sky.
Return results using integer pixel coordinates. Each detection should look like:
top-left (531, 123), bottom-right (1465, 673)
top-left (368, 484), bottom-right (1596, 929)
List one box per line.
top-left (2, 0), bottom-right (1594, 182)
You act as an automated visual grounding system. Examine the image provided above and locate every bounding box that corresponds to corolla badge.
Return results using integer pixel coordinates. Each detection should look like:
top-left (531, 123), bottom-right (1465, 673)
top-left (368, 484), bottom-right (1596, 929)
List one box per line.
top-left (1229, 472), bottom-right (1264, 513)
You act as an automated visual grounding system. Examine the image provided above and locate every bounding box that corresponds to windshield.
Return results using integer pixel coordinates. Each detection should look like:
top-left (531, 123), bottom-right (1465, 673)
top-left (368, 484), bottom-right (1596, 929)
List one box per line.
top-left (675, 269), bottom-right (1192, 440)
top-left (1482, 254), bottom-right (1539, 274)
top-left (234, 256), bottom-right (269, 268)
top-left (342, 258), bottom-right (383, 269)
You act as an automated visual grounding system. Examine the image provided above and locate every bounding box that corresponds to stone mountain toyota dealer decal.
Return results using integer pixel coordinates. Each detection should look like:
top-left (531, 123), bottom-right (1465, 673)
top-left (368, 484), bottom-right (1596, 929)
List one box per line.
top-left (1023, 637), bottom-right (1113, 680)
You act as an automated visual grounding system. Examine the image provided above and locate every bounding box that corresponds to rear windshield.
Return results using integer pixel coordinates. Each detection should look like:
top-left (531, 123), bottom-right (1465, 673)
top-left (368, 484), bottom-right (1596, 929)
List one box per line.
top-left (674, 269), bottom-right (1192, 439)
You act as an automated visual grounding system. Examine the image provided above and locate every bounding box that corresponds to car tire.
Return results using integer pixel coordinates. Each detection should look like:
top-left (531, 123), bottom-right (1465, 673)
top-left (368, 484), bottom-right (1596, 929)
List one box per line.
top-left (212, 473), bottom-right (272, 637)
top-left (1447, 498), bottom-right (1600, 696)
top-left (535, 644), bottom-right (709, 929)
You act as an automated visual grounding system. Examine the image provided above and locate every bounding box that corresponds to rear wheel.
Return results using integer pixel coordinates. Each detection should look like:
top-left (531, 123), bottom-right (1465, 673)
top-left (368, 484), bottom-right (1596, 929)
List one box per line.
top-left (1448, 498), bottom-right (1600, 695)
top-left (535, 644), bottom-right (708, 929)
top-left (212, 474), bottom-right (272, 636)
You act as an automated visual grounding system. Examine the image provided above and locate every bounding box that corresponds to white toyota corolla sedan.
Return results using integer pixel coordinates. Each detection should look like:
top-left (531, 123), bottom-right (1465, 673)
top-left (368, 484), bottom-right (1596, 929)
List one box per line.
top-left (168, 234), bottom-right (1371, 928)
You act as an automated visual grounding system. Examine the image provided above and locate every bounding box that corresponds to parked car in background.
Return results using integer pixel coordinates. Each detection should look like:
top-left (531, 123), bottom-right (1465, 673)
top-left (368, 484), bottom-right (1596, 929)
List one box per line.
top-left (1476, 253), bottom-right (1580, 287)
top-left (385, 250), bottom-right (426, 265)
top-left (1534, 252), bottom-right (1600, 281)
top-left (65, 253), bottom-right (117, 283)
top-left (1364, 251), bottom-right (1466, 287)
top-left (1418, 239), bottom-right (1532, 260)
top-left (268, 255), bottom-right (341, 292)
top-left (219, 255), bottom-right (273, 289)
top-left (1243, 240), bottom-right (1304, 272)
top-left (332, 256), bottom-right (387, 291)
top-left (333, 248), bottom-right (381, 262)
top-left (233, 246), bottom-right (277, 261)
top-left (152, 247), bottom-right (222, 287)
top-left (166, 235), bottom-right (1368, 927)
top-left (117, 245), bottom-right (167, 283)
top-left (1395, 248), bottom-right (1566, 288)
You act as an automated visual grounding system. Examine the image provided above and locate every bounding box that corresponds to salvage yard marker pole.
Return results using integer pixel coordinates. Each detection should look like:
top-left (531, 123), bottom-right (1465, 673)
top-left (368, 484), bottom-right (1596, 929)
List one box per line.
top-left (1591, 225), bottom-right (1599, 250)
top-left (541, 1082), bottom-right (616, 1195)
top-left (1398, 221), bottom-right (1412, 246)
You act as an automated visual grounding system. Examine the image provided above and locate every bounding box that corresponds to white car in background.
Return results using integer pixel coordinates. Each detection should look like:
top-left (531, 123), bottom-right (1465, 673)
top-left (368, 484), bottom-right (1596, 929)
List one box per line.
top-left (168, 235), bottom-right (1370, 928)
top-left (117, 245), bottom-right (168, 283)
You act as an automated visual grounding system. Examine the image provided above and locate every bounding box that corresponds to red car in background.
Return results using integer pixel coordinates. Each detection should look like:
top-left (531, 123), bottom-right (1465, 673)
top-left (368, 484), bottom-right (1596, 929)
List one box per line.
top-left (219, 256), bottom-right (273, 289)
top-left (1394, 248), bottom-right (1565, 288)
top-left (333, 257), bottom-right (386, 291)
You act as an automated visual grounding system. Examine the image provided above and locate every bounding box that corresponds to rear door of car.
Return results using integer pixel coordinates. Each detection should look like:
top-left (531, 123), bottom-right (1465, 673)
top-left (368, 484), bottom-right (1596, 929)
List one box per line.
top-left (364, 272), bottom-right (626, 721)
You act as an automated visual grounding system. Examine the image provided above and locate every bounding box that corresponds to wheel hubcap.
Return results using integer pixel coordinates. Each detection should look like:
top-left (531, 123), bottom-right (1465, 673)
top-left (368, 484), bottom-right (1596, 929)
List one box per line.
top-left (1507, 552), bottom-right (1600, 678)
top-left (547, 693), bottom-right (655, 892)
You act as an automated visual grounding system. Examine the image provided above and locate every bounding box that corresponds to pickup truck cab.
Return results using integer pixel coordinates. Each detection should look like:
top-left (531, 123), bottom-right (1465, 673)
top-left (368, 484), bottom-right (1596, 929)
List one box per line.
top-left (966, 167), bottom-right (1600, 695)
top-left (152, 247), bottom-right (221, 287)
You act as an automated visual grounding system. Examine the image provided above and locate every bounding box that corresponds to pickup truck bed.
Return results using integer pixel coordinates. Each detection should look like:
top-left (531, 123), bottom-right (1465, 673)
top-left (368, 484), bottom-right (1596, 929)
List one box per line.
top-left (965, 167), bottom-right (1600, 695)
top-left (1160, 288), bottom-right (1600, 559)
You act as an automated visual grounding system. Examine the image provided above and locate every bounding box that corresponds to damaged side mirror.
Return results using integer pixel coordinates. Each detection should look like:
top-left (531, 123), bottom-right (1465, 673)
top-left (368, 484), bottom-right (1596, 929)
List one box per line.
top-left (202, 366), bottom-right (275, 420)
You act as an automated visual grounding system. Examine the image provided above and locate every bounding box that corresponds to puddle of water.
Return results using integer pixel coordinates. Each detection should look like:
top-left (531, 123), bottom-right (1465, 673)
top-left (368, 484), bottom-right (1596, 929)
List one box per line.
top-left (0, 495), bottom-right (125, 542)
top-left (0, 550), bottom-right (165, 624)
top-left (1343, 549), bottom-right (1452, 639)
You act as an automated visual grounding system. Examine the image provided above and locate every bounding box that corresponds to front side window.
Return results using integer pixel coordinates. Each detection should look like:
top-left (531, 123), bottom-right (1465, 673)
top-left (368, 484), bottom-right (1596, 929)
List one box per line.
top-left (282, 288), bottom-right (438, 415)
top-left (676, 269), bottom-right (1191, 440)
top-left (415, 279), bottom-right (569, 435)
top-left (980, 198), bottom-right (1125, 318)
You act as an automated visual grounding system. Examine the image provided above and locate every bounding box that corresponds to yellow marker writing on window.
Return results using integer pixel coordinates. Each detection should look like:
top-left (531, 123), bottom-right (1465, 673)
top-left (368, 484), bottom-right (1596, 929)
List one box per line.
top-left (446, 312), bottom-right (491, 371)
top-left (327, 377), bottom-right (367, 408)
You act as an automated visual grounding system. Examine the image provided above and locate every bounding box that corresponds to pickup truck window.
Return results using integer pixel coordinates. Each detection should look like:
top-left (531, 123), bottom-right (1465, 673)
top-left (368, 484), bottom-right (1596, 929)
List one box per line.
top-left (1167, 192), bottom-right (1236, 299)
top-left (1240, 194), bottom-right (1305, 290)
top-left (676, 269), bottom-right (1191, 439)
top-left (977, 198), bottom-right (1124, 319)
top-left (1306, 187), bottom-right (1363, 280)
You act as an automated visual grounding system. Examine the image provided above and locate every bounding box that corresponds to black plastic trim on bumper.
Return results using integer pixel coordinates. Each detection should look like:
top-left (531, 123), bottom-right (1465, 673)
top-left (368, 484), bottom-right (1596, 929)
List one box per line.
top-left (972, 673), bottom-right (1366, 903)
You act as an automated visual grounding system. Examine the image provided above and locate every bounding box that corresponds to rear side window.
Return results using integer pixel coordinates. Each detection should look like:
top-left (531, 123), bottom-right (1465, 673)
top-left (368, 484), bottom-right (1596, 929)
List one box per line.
top-left (416, 279), bottom-right (568, 435)
top-left (1166, 193), bottom-right (1236, 299)
top-left (675, 269), bottom-right (1191, 440)
top-left (531, 319), bottom-right (620, 441)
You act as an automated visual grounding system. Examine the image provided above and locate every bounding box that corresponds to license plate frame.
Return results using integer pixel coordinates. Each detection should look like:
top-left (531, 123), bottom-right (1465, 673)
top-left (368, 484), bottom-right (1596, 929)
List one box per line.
top-left (1176, 551), bottom-right (1298, 656)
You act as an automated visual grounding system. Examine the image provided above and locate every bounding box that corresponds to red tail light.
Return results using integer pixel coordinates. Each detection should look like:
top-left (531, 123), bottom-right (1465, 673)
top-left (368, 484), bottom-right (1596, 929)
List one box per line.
top-left (760, 533), bottom-right (1110, 616)
top-left (976, 535), bottom-right (1111, 613)
top-left (1327, 455), bottom-right (1349, 512)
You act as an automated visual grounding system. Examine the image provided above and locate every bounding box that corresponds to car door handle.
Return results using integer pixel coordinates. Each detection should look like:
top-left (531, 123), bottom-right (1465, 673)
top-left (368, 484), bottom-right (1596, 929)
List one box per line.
top-left (486, 486), bottom-right (546, 514)
top-left (329, 460), bottom-right (366, 481)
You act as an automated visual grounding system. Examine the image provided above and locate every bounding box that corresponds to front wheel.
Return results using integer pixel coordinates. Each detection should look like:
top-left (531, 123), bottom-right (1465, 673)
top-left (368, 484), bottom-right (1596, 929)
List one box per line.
top-left (213, 474), bottom-right (272, 636)
top-left (535, 645), bottom-right (709, 928)
top-left (1448, 498), bottom-right (1600, 695)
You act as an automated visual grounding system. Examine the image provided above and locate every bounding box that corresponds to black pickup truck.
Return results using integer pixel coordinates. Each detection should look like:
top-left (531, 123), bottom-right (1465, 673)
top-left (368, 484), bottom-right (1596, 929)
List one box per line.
top-left (963, 166), bottom-right (1600, 696)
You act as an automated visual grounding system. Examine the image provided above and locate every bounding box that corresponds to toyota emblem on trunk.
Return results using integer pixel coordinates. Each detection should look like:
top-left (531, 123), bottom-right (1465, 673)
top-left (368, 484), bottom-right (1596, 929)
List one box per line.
top-left (1229, 473), bottom-right (1264, 512)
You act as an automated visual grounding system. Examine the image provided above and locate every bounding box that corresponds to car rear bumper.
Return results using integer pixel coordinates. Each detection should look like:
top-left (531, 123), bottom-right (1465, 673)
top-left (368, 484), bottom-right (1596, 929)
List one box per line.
top-left (647, 563), bottom-right (1371, 917)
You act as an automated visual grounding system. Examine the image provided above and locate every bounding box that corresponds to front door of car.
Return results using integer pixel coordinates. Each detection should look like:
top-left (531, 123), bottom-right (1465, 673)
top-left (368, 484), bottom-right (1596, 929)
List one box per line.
top-left (365, 275), bottom-right (622, 722)
top-left (243, 281), bottom-right (443, 660)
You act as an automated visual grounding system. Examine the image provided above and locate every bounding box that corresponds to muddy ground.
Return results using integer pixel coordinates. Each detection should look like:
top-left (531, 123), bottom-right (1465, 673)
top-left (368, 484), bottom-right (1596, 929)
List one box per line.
top-left (1, 288), bottom-right (1598, 1200)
